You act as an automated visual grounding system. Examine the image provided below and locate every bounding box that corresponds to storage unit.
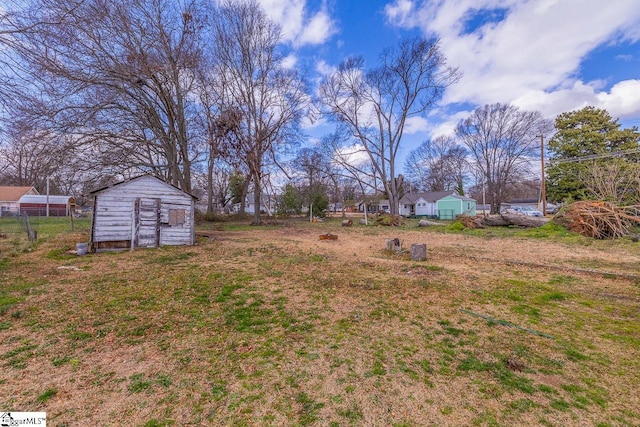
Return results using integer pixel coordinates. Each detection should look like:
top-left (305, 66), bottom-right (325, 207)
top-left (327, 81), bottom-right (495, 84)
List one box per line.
top-left (18, 195), bottom-right (75, 216)
top-left (89, 175), bottom-right (197, 251)
top-left (436, 194), bottom-right (476, 219)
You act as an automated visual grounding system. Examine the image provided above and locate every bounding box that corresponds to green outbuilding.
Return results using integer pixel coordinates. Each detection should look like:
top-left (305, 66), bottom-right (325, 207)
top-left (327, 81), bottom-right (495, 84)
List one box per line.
top-left (437, 194), bottom-right (476, 219)
top-left (399, 191), bottom-right (476, 219)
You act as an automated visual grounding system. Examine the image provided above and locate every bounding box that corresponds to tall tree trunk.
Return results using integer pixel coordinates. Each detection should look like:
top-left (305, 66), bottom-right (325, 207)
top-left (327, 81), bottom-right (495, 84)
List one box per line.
top-left (252, 170), bottom-right (261, 225)
top-left (206, 153), bottom-right (215, 214)
top-left (238, 176), bottom-right (250, 215)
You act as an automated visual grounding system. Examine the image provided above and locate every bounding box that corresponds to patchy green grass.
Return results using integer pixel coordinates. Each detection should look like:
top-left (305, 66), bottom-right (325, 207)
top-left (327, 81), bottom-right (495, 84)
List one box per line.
top-left (0, 218), bottom-right (638, 426)
top-left (36, 387), bottom-right (57, 403)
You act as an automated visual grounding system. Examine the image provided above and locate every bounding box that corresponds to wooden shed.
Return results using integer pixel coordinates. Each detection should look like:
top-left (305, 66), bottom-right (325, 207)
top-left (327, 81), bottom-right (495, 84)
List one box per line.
top-left (89, 175), bottom-right (197, 251)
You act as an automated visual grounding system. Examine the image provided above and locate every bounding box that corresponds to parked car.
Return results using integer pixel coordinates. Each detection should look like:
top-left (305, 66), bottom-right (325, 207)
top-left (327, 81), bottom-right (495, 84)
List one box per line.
top-left (520, 206), bottom-right (543, 217)
top-left (546, 204), bottom-right (560, 215)
top-left (502, 206), bottom-right (523, 215)
top-left (502, 206), bottom-right (543, 217)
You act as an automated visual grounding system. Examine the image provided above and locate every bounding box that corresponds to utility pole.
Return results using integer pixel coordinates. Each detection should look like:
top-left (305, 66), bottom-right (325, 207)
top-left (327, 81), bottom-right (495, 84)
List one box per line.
top-left (46, 176), bottom-right (50, 217)
top-left (540, 135), bottom-right (546, 216)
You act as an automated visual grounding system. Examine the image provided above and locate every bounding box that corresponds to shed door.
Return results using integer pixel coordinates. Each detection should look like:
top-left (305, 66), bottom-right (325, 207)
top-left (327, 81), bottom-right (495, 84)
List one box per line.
top-left (134, 198), bottom-right (161, 248)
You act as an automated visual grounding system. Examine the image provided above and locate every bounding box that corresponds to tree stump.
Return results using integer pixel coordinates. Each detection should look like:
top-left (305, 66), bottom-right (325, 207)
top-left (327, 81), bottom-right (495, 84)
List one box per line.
top-left (341, 219), bottom-right (353, 227)
top-left (319, 233), bottom-right (338, 240)
top-left (410, 243), bottom-right (427, 261)
top-left (359, 219), bottom-right (367, 225)
top-left (385, 238), bottom-right (402, 252)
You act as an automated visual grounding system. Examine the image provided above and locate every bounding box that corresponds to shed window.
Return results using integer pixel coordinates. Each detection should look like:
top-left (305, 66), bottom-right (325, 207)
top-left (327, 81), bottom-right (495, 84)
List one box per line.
top-left (169, 209), bottom-right (186, 226)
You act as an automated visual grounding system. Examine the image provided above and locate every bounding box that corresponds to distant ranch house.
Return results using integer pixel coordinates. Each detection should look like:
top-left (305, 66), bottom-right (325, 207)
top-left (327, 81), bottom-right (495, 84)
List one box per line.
top-left (357, 199), bottom-right (391, 214)
top-left (399, 191), bottom-right (476, 219)
top-left (0, 186), bottom-right (38, 216)
top-left (89, 175), bottom-right (197, 252)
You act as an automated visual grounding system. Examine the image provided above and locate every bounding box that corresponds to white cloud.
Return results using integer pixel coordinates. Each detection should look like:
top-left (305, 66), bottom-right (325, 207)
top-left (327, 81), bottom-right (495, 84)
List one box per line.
top-left (281, 54), bottom-right (298, 69)
top-left (384, 0), bottom-right (415, 26)
top-left (615, 54), bottom-right (633, 61)
top-left (298, 10), bottom-right (334, 46)
top-left (428, 110), bottom-right (473, 139)
top-left (599, 80), bottom-right (640, 118)
top-left (334, 143), bottom-right (370, 168)
top-left (315, 60), bottom-right (337, 77)
top-left (256, 0), bottom-right (337, 48)
top-left (385, 0), bottom-right (640, 121)
top-left (404, 116), bottom-right (429, 134)
top-left (513, 79), bottom-right (640, 120)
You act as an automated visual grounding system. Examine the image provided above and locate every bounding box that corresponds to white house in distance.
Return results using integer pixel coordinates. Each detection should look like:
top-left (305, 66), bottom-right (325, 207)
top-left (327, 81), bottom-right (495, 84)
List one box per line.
top-left (357, 199), bottom-right (391, 214)
top-left (89, 175), bottom-right (197, 251)
top-left (399, 191), bottom-right (476, 219)
top-left (234, 195), bottom-right (278, 216)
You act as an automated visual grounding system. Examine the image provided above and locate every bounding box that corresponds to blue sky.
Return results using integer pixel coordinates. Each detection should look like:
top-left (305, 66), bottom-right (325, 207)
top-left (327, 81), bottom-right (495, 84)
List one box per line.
top-left (257, 0), bottom-right (640, 159)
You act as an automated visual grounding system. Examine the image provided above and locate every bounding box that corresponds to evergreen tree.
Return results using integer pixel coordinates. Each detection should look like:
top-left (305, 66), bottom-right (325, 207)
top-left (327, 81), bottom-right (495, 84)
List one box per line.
top-left (547, 106), bottom-right (640, 202)
top-left (280, 183), bottom-right (302, 215)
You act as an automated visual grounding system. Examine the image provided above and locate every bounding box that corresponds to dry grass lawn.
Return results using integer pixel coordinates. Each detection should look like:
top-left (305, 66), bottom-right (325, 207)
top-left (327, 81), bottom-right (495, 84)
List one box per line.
top-left (1, 217), bottom-right (639, 426)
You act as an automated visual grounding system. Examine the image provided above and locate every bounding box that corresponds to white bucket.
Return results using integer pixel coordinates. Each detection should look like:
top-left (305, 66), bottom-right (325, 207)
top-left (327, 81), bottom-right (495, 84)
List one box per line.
top-left (76, 243), bottom-right (88, 256)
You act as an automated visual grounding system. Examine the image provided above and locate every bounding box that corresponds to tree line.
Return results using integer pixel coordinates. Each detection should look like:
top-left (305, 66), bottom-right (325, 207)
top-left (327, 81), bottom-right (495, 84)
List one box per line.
top-left (403, 105), bottom-right (640, 213)
top-left (1, 0), bottom-right (638, 220)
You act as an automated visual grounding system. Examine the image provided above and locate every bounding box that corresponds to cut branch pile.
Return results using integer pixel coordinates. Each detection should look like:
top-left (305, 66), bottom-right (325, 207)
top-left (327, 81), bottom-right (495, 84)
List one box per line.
top-left (554, 201), bottom-right (640, 239)
top-left (375, 214), bottom-right (404, 226)
top-left (458, 215), bottom-right (485, 229)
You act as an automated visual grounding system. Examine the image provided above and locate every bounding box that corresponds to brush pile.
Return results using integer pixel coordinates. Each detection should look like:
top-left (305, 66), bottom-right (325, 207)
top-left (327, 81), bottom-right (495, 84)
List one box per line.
top-left (458, 215), bottom-right (484, 229)
top-left (375, 214), bottom-right (404, 226)
top-left (554, 201), bottom-right (640, 239)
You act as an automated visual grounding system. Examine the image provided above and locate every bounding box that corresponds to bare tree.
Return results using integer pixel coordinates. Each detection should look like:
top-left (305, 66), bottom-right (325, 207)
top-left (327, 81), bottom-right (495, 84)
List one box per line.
top-left (582, 160), bottom-right (640, 204)
top-left (8, 0), bottom-right (207, 192)
top-left (212, 0), bottom-right (308, 224)
top-left (319, 37), bottom-right (460, 214)
top-left (291, 148), bottom-right (332, 215)
top-left (405, 135), bottom-right (468, 193)
top-left (456, 103), bottom-right (552, 213)
top-left (320, 129), bottom-right (381, 199)
top-left (0, 125), bottom-right (65, 190)
top-left (193, 64), bottom-right (244, 213)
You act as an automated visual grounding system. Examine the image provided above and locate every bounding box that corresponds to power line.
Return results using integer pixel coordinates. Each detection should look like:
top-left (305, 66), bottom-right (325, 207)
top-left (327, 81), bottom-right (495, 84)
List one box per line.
top-left (549, 147), bottom-right (640, 164)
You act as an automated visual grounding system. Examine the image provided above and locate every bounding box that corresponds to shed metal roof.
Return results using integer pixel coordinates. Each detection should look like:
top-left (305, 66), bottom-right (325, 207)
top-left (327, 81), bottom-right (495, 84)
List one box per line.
top-left (19, 195), bottom-right (74, 205)
top-left (89, 174), bottom-right (198, 200)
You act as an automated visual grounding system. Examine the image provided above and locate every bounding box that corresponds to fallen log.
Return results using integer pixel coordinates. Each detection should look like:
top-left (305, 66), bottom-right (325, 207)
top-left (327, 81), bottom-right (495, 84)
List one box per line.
top-left (463, 214), bottom-right (546, 228)
top-left (498, 214), bottom-right (546, 228)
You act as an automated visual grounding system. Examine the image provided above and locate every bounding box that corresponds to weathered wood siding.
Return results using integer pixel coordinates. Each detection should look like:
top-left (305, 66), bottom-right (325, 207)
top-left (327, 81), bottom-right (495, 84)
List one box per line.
top-left (92, 175), bottom-right (195, 248)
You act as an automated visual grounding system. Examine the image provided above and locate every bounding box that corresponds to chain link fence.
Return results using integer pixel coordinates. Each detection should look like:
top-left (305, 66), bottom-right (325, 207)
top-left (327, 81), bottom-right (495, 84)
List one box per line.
top-left (0, 214), bottom-right (92, 256)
